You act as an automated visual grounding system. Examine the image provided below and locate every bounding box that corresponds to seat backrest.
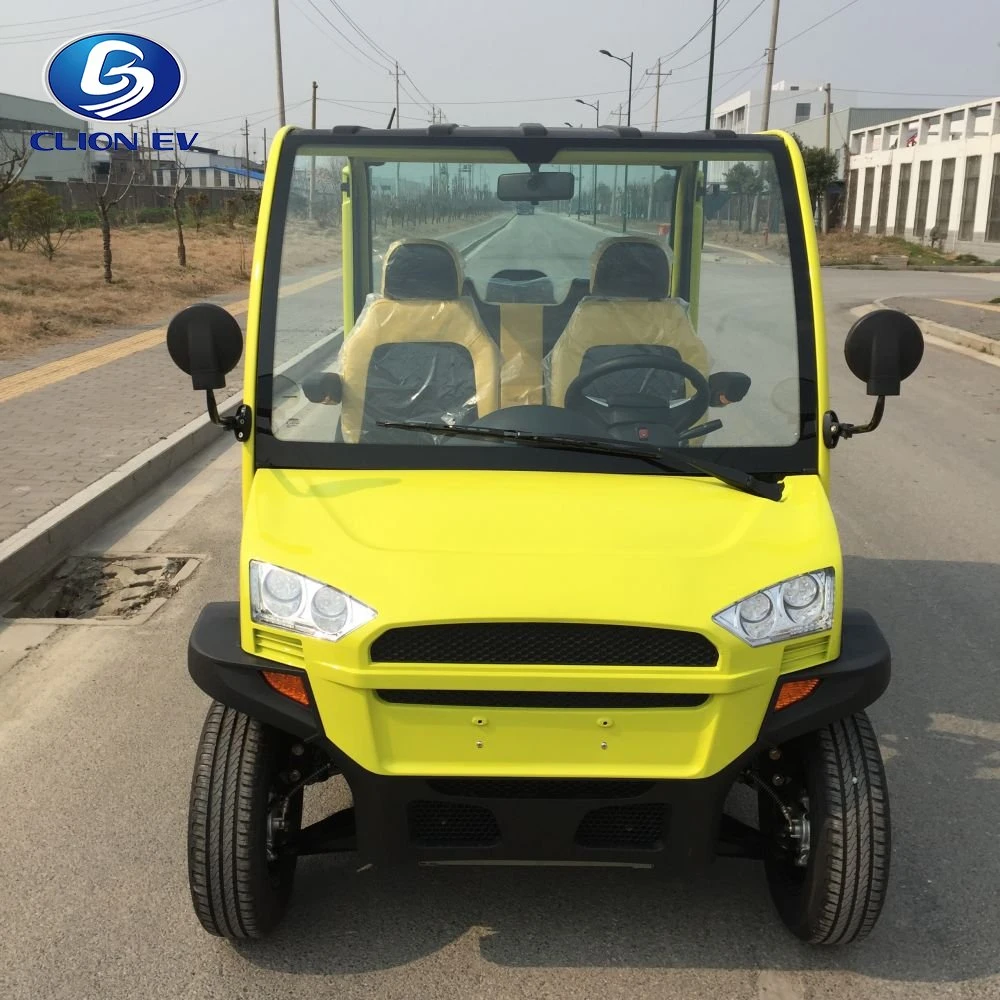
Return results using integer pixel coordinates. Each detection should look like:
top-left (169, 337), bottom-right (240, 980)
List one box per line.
top-left (547, 237), bottom-right (709, 407)
top-left (340, 239), bottom-right (500, 442)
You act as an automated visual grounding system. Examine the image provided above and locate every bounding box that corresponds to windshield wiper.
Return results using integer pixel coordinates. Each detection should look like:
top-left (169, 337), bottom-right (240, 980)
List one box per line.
top-left (377, 420), bottom-right (783, 501)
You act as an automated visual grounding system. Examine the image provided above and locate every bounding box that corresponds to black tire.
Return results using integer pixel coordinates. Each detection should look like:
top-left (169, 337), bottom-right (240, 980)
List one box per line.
top-left (759, 712), bottom-right (891, 945)
top-left (187, 702), bottom-right (302, 939)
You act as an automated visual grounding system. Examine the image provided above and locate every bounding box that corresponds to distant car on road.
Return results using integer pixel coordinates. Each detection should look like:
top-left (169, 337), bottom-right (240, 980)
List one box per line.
top-left (515, 202), bottom-right (534, 215)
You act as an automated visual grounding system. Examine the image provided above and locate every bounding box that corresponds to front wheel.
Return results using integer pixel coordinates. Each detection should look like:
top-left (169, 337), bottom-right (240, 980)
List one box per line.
top-left (187, 702), bottom-right (303, 939)
top-left (758, 712), bottom-right (891, 945)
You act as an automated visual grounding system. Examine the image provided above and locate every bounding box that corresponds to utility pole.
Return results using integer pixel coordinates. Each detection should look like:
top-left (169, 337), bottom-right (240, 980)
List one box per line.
top-left (823, 82), bottom-right (832, 233)
top-left (243, 119), bottom-right (250, 191)
top-left (262, 127), bottom-right (268, 171)
top-left (309, 81), bottom-right (317, 218)
top-left (705, 0), bottom-right (719, 130)
top-left (273, 0), bottom-right (286, 127)
top-left (394, 61), bottom-right (401, 197)
top-left (645, 58), bottom-right (670, 218)
top-left (761, 0), bottom-right (781, 130)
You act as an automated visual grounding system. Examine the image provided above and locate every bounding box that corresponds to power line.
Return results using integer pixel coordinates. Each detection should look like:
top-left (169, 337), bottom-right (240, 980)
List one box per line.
top-left (779, 0), bottom-right (862, 48)
top-left (302, 0), bottom-right (391, 71)
top-left (0, 0), bottom-right (229, 44)
top-left (0, 0), bottom-right (165, 29)
top-left (666, 0), bottom-right (768, 75)
top-left (324, 0), bottom-right (397, 64)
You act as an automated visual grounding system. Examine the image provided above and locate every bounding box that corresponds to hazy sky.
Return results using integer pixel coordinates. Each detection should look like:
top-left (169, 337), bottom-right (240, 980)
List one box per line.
top-left (1, 0), bottom-right (997, 159)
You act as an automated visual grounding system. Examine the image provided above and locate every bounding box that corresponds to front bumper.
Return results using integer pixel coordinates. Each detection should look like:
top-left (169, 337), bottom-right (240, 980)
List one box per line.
top-left (187, 603), bottom-right (890, 867)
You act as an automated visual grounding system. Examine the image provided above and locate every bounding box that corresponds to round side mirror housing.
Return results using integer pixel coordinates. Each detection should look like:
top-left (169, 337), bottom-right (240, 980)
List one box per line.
top-left (302, 371), bottom-right (343, 404)
top-left (844, 309), bottom-right (923, 396)
top-left (166, 303), bottom-right (243, 391)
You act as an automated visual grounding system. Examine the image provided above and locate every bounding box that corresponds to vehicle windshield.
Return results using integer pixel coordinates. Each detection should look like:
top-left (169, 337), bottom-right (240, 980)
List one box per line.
top-left (261, 139), bottom-right (816, 476)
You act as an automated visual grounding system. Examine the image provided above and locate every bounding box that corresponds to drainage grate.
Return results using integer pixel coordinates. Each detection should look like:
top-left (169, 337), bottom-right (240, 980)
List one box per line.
top-left (3, 554), bottom-right (199, 623)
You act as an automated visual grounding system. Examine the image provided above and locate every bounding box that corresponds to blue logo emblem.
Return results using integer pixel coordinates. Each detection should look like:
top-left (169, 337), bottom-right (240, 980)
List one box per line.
top-left (44, 32), bottom-right (184, 123)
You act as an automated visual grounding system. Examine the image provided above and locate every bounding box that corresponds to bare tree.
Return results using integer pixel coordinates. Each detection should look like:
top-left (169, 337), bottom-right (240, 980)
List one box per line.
top-left (0, 132), bottom-right (31, 199)
top-left (89, 166), bottom-right (135, 283)
top-left (170, 166), bottom-right (188, 266)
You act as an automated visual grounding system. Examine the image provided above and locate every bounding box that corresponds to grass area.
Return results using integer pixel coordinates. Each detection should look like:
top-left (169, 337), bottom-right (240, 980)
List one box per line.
top-left (816, 231), bottom-right (956, 266)
top-left (0, 215), bottom-right (487, 356)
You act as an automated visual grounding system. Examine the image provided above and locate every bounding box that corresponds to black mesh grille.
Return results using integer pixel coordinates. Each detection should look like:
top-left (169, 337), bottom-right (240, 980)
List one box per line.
top-left (407, 801), bottom-right (500, 847)
top-left (426, 778), bottom-right (654, 799)
top-left (369, 623), bottom-right (718, 666)
top-left (377, 690), bottom-right (708, 709)
top-left (575, 804), bottom-right (667, 850)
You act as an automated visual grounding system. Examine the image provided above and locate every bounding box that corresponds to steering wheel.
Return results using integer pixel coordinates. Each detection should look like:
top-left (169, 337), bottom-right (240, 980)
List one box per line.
top-left (564, 354), bottom-right (712, 442)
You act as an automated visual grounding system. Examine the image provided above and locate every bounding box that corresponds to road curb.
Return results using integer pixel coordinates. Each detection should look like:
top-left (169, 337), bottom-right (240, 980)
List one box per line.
top-left (851, 300), bottom-right (1000, 365)
top-left (0, 224), bottom-right (508, 603)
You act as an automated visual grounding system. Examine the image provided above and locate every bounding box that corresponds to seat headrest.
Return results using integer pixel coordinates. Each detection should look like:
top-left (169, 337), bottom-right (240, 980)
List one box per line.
top-left (590, 237), bottom-right (670, 298)
top-left (382, 239), bottom-right (463, 300)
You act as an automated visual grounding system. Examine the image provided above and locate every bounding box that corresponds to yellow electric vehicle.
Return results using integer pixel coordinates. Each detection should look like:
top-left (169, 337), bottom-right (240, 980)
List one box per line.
top-left (165, 123), bottom-right (924, 946)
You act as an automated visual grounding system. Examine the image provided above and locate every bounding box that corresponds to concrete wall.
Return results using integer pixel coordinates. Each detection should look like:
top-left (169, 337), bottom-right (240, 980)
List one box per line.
top-left (847, 97), bottom-right (1000, 256)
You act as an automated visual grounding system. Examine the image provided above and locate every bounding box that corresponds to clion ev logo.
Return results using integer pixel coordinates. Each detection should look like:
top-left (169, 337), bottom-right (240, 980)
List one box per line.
top-left (43, 32), bottom-right (185, 123)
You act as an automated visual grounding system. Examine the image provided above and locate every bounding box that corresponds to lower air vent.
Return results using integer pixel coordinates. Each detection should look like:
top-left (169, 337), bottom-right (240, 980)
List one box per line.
top-left (426, 778), bottom-right (654, 799)
top-left (781, 634), bottom-right (831, 670)
top-left (377, 690), bottom-right (707, 709)
top-left (407, 800), bottom-right (500, 848)
top-left (575, 804), bottom-right (667, 850)
top-left (252, 628), bottom-right (305, 665)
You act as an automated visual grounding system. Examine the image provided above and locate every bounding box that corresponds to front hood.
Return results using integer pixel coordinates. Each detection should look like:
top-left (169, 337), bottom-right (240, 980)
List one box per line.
top-left (242, 469), bottom-right (841, 632)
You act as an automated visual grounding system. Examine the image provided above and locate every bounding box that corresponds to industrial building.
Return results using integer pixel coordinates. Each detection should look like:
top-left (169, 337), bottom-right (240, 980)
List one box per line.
top-left (845, 97), bottom-right (1000, 256)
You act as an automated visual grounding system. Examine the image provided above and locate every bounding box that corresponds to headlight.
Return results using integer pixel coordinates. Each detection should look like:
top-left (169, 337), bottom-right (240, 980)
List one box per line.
top-left (713, 569), bottom-right (834, 647)
top-left (249, 561), bottom-right (375, 641)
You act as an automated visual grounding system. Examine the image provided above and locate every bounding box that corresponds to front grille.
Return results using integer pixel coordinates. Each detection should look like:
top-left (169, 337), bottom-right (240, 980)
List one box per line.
top-left (370, 623), bottom-right (718, 667)
top-left (377, 690), bottom-right (708, 709)
top-left (575, 804), bottom-right (667, 850)
top-left (427, 778), bottom-right (654, 799)
top-left (407, 800), bottom-right (500, 847)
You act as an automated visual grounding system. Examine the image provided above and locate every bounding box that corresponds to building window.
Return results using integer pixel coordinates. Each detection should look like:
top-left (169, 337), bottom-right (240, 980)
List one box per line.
top-left (795, 102), bottom-right (812, 123)
top-left (184, 168), bottom-right (193, 185)
top-left (913, 161), bottom-right (932, 238)
top-left (228, 172), bottom-right (236, 187)
top-left (214, 168), bottom-right (222, 186)
top-left (168, 168), bottom-right (177, 187)
top-left (735, 107), bottom-right (745, 123)
top-left (876, 165), bottom-right (892, 235)
top-left (959, 156), bottom-right (981, 241)
top-left (987, 154), bottom-right (1000, 243)
top-left (894, 163), bottom-right (911, 235)
top-left (199, 167), bottom-right (207, 186)
top-left (935, 158), bottom-right (956, 235)
top-left (156, 168), bottom-right (163, 185)
top-left (860, 167), bottom-right (875, 235)
top-left (846, 169), bottom-right (859, 230)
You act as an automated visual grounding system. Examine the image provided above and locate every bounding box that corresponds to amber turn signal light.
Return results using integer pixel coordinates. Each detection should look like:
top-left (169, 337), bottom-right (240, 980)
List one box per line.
top-left (774, 678), bottom-right (820, 711)
top-left (261, 670), bottom-right (311, 706)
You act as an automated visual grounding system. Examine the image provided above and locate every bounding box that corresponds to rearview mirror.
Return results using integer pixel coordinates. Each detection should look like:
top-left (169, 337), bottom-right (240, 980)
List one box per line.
top-left (166, 303), bottom-right (243, 390)
top-left (497, 170), bottom-right (574, 204)
top-left (844, 309), bottom-right (924, 396)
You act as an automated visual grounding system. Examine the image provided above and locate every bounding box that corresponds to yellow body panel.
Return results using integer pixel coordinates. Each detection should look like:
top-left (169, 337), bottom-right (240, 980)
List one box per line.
top-left (239, 468), bottom-right (843, 779)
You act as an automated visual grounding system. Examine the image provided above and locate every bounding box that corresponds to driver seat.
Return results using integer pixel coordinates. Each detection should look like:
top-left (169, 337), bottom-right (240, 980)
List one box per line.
top-left (546, 237), bottom-right (709, 407)
top-left (339, 239), bottom-right (501, 442)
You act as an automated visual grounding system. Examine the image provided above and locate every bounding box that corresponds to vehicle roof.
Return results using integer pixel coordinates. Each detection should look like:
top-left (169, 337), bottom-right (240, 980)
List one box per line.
top-left (325, 123), bottom-right (741, 141)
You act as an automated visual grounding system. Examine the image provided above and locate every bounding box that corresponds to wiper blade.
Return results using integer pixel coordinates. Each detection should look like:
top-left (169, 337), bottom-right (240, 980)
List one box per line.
top-left (377, 420), bottom-right (783, 501)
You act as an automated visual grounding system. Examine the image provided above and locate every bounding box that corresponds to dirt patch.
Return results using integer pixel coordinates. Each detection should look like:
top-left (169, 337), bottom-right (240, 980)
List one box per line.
top-left (0, 215), bottom-right (486, 357)
top-left (5, 554), bottom-right (197, 621)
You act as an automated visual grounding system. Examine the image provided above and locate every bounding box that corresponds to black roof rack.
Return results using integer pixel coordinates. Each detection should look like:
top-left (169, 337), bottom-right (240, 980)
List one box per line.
top-left (320, 124), bottom-right (748, 140)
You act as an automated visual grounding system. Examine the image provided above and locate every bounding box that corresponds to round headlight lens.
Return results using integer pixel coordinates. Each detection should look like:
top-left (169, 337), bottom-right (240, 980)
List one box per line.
top-left (783, 574), bottom-right (820, 611)
top-left (311, 586), bottom-right (349, 635)
top-left (738, 592), bottom-right (774, 639)
top-left (261, 568), bottom-right (303, 618)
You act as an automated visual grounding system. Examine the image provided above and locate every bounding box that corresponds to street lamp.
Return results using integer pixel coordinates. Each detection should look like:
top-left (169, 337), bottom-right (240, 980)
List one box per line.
top-left (564, 122), bottom-right (583, 220)
top-left (600, 48), bottom-right (633, 232)
top-left (576, 98), bottom-right (600, 225)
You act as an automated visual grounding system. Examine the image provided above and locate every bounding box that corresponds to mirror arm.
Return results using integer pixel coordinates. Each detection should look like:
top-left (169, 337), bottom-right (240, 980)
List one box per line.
top-left (205, 390), bottom-right (253, 442)
top-left (823, 396), bottom-right (885, 448)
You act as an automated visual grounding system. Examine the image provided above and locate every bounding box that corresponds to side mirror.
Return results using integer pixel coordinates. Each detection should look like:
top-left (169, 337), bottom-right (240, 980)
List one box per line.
top-left (844, 309), bottom-right (924, 396)
top-left (166, 303), bottom-right (250, 440)
top-left (824, 309), bottom-right (924, 448)
top-left (302, 371), bottom-right (343, 404)
top-left (166, 303), bottom-right (243, 390)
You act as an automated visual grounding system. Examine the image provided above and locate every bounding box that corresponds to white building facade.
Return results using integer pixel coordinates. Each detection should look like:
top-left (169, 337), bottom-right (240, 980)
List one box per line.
top-left (714, 81), bottom-right (858, 135)
top-left (845, 97), bottom-right (1000, 256)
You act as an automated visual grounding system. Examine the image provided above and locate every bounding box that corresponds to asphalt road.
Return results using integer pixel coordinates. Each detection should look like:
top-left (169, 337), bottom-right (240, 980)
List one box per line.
top-left (1, 263), bottom-right (999, 998)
